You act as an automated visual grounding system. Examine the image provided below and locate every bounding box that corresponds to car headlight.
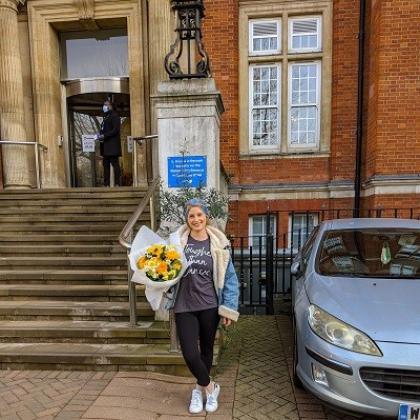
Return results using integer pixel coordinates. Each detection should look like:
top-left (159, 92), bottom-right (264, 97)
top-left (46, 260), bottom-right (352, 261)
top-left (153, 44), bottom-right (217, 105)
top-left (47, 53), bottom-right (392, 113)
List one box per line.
top-left (308, 305), bottom-right (382, 356)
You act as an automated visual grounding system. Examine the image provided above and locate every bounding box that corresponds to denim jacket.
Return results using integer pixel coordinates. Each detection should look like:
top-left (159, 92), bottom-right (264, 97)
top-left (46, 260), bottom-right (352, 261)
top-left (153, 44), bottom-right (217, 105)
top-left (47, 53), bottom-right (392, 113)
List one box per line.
top-left (164, 224), bottom-right (240, 322)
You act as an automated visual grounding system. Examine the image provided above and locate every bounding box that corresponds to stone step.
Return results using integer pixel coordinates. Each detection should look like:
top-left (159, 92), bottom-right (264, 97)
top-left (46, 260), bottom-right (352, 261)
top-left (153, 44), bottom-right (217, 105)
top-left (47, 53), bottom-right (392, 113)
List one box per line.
top-left (0, 301), bottom-right (154, 321)
top-left (0, 214), bottom-right (145, 223)
top-left (0, 284), bottom-right (145, 301)
top-left (0, 223), bottom-right (136, 233)
top-left (0, 234), bottom-right (119, 245)
top-left (0, 187), bottom-right (147, 199)
top-left (0, 245), bottom-right (125, 256)
top-left (0, 199), bottom-right (145, 208)
top-left (0, 188), bottom-right (167, 371)
top-left (0, 206), bottom-right (139, 215)
top-left (0, 269), bottom-right (127, 284)
top-left (0, 223), bottom-right (150, 233)
top-left (0, 320), bottom-right (169, 344)
top-left (0, 256), bottom-right (127, 269)
top-left (0, 342), bottom-right (191, 373)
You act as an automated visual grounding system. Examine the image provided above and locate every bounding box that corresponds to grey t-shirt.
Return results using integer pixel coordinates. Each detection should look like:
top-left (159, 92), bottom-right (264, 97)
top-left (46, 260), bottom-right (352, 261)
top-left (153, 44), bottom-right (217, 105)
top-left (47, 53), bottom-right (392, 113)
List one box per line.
top-left (173, 235), bottom-right (218, 313)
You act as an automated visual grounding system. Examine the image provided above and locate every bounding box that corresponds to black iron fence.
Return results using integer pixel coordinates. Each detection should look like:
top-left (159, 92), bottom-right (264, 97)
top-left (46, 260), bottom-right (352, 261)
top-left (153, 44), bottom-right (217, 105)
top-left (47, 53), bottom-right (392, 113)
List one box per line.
top-left (230, 207), bottom-right (420, 315)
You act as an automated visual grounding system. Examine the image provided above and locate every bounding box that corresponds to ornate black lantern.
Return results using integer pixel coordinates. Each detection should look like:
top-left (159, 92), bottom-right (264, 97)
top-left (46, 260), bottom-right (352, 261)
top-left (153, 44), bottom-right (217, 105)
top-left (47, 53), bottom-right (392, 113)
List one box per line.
top-left (164, 0), bottom-right (211, 79)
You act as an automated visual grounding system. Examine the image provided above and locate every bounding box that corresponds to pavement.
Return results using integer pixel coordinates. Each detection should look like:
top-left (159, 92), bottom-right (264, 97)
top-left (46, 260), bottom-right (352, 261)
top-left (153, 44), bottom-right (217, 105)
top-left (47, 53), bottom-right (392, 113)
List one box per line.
top-left (0, 316), bottom-right (381, 420)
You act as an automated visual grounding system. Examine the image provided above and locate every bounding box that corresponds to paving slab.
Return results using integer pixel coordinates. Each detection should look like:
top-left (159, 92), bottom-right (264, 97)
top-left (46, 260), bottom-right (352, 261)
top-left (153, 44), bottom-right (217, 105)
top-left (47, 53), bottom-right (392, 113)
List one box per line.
top-left (0, 316), bottom-right (383, 419)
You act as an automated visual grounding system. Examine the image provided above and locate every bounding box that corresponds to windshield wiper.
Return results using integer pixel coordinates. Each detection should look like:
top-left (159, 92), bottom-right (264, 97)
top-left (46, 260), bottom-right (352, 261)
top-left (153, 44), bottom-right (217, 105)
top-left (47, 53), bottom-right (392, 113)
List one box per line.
top-left (322, 273), bottom-right (419, 279)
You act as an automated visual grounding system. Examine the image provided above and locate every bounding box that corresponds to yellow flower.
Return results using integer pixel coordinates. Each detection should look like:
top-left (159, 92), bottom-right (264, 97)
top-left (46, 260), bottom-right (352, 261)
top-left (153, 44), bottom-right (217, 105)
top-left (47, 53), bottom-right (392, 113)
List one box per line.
top-left (166, 248), bottom-right (180, 261)
top-left (147, 244), bottom-right (164, 257)
top-left (156, 261), bottom-right (168, 275)
top-left (146, 257), bottom-right (159, 268)
top-left (172, 260), bottom-right (182, 271)
top-left (136, 256), bottom-right (148, 269)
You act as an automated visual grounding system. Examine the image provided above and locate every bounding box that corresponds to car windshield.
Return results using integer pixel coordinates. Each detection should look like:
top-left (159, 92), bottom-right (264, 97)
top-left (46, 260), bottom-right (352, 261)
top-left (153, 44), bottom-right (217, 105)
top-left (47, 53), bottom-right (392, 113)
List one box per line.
top-left (317, 228), bottom-right (420, 278)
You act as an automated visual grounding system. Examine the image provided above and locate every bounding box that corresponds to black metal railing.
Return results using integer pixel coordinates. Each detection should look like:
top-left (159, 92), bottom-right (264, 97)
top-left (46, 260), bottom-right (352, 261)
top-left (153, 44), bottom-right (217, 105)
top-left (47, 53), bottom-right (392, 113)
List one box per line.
top-left (230, 207), bottom-right (420, 315)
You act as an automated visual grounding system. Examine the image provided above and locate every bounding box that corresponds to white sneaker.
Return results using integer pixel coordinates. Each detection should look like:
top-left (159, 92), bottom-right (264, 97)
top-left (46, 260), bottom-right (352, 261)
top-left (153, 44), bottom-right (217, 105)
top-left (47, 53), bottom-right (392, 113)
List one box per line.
top-left (205, 383), bottom-right (220, 413)
top-left (189, 388), bottom-right (204, 414)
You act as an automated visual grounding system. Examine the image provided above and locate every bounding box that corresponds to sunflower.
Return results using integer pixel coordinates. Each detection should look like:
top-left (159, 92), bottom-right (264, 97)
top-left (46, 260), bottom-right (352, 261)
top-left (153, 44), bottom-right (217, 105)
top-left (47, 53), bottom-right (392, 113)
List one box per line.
top-left (136, 255), bottom-right (147, 269)
top-left (147, 244), bottom-right (164, 257)
top-left (166, 248), bottom-right (181, 261)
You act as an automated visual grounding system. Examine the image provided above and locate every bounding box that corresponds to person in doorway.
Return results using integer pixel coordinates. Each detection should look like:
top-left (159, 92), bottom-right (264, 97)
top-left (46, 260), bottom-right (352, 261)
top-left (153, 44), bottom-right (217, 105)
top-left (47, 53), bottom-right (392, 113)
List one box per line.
top-left (168, 199), bottom-right (239, 414)
top-left (97, 99), bottom-right (121, 186)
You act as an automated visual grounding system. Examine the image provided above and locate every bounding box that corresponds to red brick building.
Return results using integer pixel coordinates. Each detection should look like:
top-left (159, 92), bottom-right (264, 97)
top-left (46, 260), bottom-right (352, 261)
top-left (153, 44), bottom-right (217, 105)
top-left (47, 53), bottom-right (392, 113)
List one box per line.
top-left (0, 0), bottom-right (418, 242)
top-left (203, 0), bottom-right (420, 240)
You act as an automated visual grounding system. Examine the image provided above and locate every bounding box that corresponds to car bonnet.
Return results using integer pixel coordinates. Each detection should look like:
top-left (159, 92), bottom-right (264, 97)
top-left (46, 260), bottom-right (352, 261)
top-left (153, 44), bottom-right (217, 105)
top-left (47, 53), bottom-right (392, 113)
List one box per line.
top-left (305, 273), bottom-right (420, 344)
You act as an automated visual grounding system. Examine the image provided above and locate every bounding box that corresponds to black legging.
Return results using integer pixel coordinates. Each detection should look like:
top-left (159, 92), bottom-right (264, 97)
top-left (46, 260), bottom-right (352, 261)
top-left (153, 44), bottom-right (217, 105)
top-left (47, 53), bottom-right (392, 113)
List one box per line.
top-left (175, 308), bottom-right (220, 387)
top-left (103, 156), bottom-right (121, 186)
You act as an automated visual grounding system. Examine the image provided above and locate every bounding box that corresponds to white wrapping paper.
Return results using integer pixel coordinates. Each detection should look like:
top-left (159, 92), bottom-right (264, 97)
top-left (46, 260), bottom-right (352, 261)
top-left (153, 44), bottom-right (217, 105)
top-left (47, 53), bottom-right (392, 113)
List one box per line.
top-left (128, 226), bottom-right (187, 310)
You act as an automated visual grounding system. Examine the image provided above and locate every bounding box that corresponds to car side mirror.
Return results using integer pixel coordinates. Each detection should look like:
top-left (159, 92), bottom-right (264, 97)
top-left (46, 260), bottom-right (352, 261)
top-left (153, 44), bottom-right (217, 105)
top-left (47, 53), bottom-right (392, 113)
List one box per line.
top-left (291, 261), bottom-right (302, 276)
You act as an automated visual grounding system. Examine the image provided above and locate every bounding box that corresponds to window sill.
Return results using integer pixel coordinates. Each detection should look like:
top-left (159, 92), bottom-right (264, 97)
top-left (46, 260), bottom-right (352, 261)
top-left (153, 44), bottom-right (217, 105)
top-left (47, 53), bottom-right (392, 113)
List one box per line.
top-left (239, 151), bottom-right (330, 160)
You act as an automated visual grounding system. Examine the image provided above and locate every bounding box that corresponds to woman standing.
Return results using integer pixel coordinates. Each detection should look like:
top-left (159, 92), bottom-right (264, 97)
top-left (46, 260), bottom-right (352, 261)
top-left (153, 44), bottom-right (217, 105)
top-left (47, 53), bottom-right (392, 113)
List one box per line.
top-left (168, 198), bottom-right (239, 414)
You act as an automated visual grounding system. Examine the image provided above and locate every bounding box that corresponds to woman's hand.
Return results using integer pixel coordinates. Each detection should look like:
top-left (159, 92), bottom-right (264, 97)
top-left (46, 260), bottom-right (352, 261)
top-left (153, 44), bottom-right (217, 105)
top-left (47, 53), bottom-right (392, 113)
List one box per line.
top-left (222, 317), bottom-right (232, 327)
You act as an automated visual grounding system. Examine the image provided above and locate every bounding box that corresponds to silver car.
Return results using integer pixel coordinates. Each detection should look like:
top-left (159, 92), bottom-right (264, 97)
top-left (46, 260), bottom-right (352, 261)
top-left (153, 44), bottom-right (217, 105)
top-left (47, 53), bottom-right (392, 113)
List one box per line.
top-left (291, 218), bottom-right (420, 418)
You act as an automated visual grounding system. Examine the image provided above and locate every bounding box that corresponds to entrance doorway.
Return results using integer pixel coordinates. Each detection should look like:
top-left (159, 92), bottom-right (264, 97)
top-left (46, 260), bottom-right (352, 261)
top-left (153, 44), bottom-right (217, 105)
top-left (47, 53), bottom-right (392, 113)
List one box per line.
top-left (64, 78), bottom-right (131, 188)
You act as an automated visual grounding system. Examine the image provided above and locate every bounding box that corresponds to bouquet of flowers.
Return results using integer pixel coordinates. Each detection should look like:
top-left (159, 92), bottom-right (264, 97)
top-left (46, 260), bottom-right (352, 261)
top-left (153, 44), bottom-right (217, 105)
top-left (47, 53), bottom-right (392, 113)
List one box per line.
top-left (129, 226), bottom-right (187, 310)
top-left (136, 244), bottom-right (182, 282)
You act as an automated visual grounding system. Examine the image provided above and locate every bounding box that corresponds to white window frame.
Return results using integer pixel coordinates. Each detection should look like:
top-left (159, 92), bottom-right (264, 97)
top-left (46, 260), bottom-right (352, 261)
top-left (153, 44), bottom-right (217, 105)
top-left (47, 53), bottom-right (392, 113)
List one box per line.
top-left (288, 213), bottom-right (319, 249)
top-left (249, 63), bottom-right (281, 152)
top-left (249, 215), bottom-right (277, 250)
top-left (249, 19), bottom-right (281, 56)
top-left (287, 61), bottom-right (321, 149)
top-left (288, 16), bottom-right (322, 53)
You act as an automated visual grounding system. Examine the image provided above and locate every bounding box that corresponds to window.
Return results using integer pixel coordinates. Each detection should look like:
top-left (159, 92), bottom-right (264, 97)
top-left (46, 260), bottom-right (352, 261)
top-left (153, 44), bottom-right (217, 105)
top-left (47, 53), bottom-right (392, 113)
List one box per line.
top-left (317, 229), bottom-right (420, 278)
top-left (289, 62), bottom-right (321, 146)
top-left (249, 20), bottom-right (281, 55)
top-left (249, 65), bottom-right (281, 149)
top-left (60, 29), bottom-right (128, 80)
top-left (289, 213), bottom-right (319, 250)
top-left (299, 225), bottom-right (320, 272)
top-left (240, 4), bottom-right (332, 156)
top-left (249, 215), bottom-right (277, 250)
top-left (289, 17), bottom-right (322, 53)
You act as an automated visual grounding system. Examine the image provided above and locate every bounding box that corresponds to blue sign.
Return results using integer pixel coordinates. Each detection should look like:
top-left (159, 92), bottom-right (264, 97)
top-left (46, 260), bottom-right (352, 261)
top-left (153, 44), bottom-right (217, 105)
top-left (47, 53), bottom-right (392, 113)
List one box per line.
top-left (168, 156), bottom-right (207, 188)
top-left (399, 405), bottom-right (408, 420)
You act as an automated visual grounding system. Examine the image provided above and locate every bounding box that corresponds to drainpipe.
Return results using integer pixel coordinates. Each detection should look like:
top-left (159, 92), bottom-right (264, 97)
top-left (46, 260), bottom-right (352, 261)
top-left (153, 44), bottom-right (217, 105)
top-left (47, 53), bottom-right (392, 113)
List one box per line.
top-left (353, 0), bottom-right (367, 218)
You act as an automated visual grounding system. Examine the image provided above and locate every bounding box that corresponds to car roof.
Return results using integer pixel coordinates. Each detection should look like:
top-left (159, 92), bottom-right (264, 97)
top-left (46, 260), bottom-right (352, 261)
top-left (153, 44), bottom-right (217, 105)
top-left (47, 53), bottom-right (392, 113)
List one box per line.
top-left (319, 218), bottom-right (420, 232)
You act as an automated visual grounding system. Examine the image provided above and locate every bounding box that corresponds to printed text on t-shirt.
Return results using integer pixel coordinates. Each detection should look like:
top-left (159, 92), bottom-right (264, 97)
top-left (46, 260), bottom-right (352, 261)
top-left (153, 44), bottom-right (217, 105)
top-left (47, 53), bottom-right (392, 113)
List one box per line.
top-left (185, 244), bottom-right (211, 277)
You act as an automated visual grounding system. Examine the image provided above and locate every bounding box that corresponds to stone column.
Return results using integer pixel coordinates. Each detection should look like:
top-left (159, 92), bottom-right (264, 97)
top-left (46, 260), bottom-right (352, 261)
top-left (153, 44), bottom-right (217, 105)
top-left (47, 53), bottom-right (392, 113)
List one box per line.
top-left (153, 78), bottom-right (224, 192)
top-left (147, 0), bottom-right (172, 97)
top-left (0, 0), bottom-right (32, 189)
top-left (147, 0), bottom-right (173, 180)
top-left (152, 78), bottom-right (224, 322)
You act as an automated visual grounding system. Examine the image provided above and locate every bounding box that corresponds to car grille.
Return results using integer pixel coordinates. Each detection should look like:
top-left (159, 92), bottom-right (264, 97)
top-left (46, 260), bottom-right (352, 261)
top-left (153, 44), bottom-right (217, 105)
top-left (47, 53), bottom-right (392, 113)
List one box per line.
top-left (360, 367), bottom-right (420, 402)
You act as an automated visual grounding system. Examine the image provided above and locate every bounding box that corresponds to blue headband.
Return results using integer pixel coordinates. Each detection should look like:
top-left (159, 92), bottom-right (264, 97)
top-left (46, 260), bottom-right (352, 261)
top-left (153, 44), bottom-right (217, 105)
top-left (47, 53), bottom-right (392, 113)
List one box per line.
top-left (184, 198), bottom-right (209, 220)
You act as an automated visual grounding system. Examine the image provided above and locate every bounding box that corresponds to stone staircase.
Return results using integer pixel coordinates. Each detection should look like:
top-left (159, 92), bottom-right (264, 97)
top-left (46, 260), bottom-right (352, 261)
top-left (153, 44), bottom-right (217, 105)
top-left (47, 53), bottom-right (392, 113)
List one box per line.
top-left (0, 188), bottom-right (187, 372)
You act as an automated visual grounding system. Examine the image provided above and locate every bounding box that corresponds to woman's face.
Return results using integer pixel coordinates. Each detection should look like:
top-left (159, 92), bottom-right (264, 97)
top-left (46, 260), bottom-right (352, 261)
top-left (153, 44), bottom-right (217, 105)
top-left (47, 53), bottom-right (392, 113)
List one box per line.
top-left (187, 206), bottom-right (207, 233)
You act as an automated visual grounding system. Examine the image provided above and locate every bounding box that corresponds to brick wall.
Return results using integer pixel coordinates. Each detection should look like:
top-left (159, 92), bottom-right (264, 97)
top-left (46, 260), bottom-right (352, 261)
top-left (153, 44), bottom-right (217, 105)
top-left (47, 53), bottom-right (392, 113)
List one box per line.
top-left (238, 157), bottom-right (330, 184)
top-left (227, 197), bottom-right (355, 238)
top-left (202, 0), bottom-right (418, 236)
top-left (203, 0), bottom-right (361, 187)
top-left (330, 0), bottom-right (360, 182)
top-left (203, 0), bottom-right (361, 235)
top-left (202, 0), bottom-right (240, 183)
top-left (363, 0), bottom-right (420, 179)
top-left (362, 194), bottom-right (420, 216)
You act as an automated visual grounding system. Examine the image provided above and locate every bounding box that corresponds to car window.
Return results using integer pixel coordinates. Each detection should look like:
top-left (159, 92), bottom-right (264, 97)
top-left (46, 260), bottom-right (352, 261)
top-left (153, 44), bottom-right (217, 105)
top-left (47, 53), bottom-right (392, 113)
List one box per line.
top-left (300, 225), bottom-right (320, 268)
top-left (316, 228), bottom-right (420, 278)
